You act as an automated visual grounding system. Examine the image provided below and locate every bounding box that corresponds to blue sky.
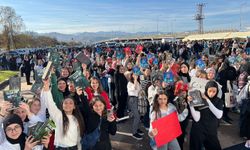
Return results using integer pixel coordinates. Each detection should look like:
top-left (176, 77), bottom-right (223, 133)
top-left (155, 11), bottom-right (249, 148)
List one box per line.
top-left (1, 0), bottom-right (250, 34)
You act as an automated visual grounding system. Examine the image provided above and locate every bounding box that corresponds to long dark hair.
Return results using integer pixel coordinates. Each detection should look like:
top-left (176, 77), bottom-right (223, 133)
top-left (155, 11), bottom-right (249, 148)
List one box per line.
top-left (151, 91), bottom-right (169, 120)
top-left (90, 76), bottom-right (104, 94)
top-left (129, 73), bottom-right (140, 84)
top-left (90, 96), bottom-right (108, 117)
top-left (61, 97), bottom-right (85, 137)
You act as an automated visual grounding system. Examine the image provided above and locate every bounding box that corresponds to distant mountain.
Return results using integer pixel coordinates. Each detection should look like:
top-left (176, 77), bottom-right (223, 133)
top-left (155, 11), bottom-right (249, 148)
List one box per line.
top-left (38, 31), bottom-right (168, 44)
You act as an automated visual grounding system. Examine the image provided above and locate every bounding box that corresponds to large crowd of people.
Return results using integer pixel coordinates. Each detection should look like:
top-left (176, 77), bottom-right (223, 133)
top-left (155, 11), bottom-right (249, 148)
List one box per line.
top-left (0, 37), bottom-right (250, 150)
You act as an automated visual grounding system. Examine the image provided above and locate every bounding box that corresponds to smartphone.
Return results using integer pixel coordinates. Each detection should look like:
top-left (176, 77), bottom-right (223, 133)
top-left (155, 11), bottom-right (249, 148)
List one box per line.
top-left (107, 109), bottom-right (113, 117)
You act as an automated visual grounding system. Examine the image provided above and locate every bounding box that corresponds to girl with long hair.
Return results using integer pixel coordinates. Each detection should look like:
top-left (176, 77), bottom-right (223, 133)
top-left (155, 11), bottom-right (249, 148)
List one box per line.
top-left (85, 76), bottom-right (111, 109)
top-left (42, 79), bottom-right (85, 150)
top-left (127, 73), bottom-right (144, 140)
top-left (149, 92), bottom-right (187, 150)
top-left (76, 89), bottom-right (116, 150)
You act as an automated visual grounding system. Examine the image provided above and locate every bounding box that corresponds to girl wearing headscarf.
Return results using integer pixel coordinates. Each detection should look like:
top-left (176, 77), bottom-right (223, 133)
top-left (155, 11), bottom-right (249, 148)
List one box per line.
top-left (188, 81), bottom-right (223, 150)
top-left (178, 62), bottom-right (191, 84)
top-left (0, 102), bottom-right (50, 150)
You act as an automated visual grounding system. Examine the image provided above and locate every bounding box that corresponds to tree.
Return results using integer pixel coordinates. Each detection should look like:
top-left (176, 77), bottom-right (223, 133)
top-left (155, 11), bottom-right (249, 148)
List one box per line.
top-left (0, 6), bottom-right (24, 50)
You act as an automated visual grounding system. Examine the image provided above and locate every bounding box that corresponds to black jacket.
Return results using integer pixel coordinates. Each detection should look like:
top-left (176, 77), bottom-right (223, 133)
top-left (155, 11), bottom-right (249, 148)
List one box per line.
top-left (78, 94), bottom-right (117, 150)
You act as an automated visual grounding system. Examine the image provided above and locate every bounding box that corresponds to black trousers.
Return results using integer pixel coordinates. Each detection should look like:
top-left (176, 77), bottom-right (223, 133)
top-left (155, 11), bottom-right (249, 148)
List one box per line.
top-left (55, 145), bottom-right (77, 150)
top-left (177, 118), bottom-right (189, 150)
top-left (25, 70), bottom-right (31, 84)
top-left (116, 94), bottom-right (128, 118)
top-left (240, 99), bottom-right (250, 139)
top-left (190, 127), bottom-right (221, 150)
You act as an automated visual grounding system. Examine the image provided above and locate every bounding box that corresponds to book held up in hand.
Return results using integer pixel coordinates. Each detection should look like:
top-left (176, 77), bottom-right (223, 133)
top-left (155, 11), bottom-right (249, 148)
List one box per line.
top-left (69, 70), bottom-right (89, 89)
top-left (188, 90), bottom-right (208, 109)
top-left (72, 61), bottom-right (82, 72)
top-left (42, 61), bottom-right (53, 80)
top-left (31, 83), bottom-right (43, 95)
top-left (3, 90), bottom-right (22, 109)
top-left (34, 69), bottom-right (44, 83)
top-left (173, 96), bottom-right (186, 114)
top-left (75, 52), bottom-right (91, 66)
top-left (49, 52), bottom-right (61, 67)
top-left (9, 76), bottom-right (21, 91)
top-left (27, 119), bottom-right (56, 143)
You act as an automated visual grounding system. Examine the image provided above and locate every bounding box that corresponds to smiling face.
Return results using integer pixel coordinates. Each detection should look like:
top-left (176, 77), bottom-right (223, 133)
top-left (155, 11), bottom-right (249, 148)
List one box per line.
top-left (61, 68), bottom-right (70, 78)
top-left (13, 108), bottom-right (27, 122)
top-left (5, 123), bottom-right (22, 140)
top-left (119, 66), bottom-right (125, 74)
top-left (92, 100), bottom-right (105, 116)
top-left (62, 98), bottom-right (75, 114)
top-left (91, 79), bottom-right (99, 91)
top-left (30, 100), bottom-right (41, 115)
top-left (58, 80), bottom-right (67, 91)
top-left (207, 71), bottom-right (215, 80)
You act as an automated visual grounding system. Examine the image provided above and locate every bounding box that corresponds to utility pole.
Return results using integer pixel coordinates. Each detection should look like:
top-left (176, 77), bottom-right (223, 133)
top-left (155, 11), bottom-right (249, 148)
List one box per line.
top-left (195, 3), bottom-right (205, 34)
top-left (240, 2), bottom-right (246, 31)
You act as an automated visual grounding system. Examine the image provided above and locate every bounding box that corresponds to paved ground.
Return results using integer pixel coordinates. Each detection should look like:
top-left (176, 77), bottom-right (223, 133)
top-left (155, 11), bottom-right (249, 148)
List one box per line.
top-left (0, 74), bottom-right (246, 150)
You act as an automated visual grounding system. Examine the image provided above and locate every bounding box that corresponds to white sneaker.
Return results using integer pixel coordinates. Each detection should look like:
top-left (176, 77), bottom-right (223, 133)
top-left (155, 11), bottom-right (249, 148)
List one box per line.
top-left (245, 140), bottom-right (250, 148)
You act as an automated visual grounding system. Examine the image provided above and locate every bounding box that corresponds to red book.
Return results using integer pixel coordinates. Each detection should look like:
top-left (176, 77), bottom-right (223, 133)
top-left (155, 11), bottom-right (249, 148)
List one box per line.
top-left (152, 111), bottom-right (182, 148)
top-left (136, 45), bottom-right (143, 54)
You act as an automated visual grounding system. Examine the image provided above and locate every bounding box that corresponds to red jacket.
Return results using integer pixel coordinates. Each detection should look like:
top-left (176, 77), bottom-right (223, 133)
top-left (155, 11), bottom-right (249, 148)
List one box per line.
top-left (85, 87), bottom-right (112, 109)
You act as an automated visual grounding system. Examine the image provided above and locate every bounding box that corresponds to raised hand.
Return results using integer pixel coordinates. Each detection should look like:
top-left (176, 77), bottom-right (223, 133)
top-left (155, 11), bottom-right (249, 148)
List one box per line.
top-left (41, 134), bottom-right (52, 149)
top-left (24, 136), bottom-right (39, 150)
top-left (107, 114), bottom-right (116, 122)
top-left (76, 87), bottom-right (83, 96)
top-left (42, 78), bottom-right (50, 91)
top-left (0, 101), bottom-right (12, 117)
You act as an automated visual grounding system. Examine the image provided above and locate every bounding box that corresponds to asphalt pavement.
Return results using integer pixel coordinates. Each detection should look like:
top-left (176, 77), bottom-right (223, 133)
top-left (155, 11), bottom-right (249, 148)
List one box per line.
top-left (0, 75), bottom-right (246, 150)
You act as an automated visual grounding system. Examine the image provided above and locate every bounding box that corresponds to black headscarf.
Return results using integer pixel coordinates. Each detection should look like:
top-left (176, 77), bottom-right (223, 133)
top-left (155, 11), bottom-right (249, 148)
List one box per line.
top-left (178, 62), bottom-right (191, 83)
top-left (3, 114), bottom-right (26, 150)
top-left (205, 80), bottom-right (218, 100)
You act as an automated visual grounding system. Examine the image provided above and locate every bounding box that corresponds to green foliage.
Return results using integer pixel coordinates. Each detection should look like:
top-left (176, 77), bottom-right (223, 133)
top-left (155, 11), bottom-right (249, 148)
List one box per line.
top-left (0, 71), bottom-right (18, 82)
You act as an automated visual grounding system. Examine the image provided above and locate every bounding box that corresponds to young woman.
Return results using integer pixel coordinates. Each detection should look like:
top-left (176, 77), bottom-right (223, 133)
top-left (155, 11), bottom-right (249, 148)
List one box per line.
top-left (42, 79), bottom-right (85, 150)
top-left (27, 98), bottom-right (46, 122)
top-left (76, 89), bottom-right (117, 150)
top-left (127, 73), bottom-right (144, 140)
top-left (217, 59), bottom-right (237, 125)
top-left (85, 76), bottom-right (111, 109)
top-left (178, 62), bottom-right (191, 84)
top-left (114, 65), bottom-right (128, 118)
top-left (173, 81), bottom-right (189, 150)
top-left (188, 80), bottom-right (223, 150)
top-left (60, 68), bottom-right (70, 79)
top-left (0, 101), bottom-right (50, 150)
top-left (149, 92), bottom-right (187, 150)
top-left (13, 102), bottom-right (43, 134)
top-left (51, 69), bottom-right (70, 107)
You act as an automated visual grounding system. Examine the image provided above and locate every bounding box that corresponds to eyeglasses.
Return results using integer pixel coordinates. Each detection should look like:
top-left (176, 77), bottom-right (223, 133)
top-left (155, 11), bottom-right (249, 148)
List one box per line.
top-left (5, 125), bottom-right (21, 133)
